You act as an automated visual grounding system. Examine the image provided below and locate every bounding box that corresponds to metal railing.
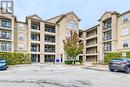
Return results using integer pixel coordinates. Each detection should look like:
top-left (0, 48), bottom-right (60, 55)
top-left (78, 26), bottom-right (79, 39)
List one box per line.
top-left (86, 42), bottom-right (97, 46)
top-left (86, 50), bottom-right (97, 54)
top-left (103, 35), bottom-right (112, 41)
top-left (103, 46), bottom-right (112, 52)
top-left (86, 32), bottom-right (97, 38)
top-left (0, 46), bottom-right (11, 51)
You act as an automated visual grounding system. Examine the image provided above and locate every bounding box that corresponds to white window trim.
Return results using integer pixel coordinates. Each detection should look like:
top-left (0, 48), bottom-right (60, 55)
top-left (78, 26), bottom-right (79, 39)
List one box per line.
top-left (67, 21), bottom-right (77, 30)
top-left (122, 15), bottom-right (128, 23)
top-left (18, 33), bottom-right (24, 41)
top-left (122, 27), bottom-right (128, 36)
top-left (18, 44), bottom-right (24, 50)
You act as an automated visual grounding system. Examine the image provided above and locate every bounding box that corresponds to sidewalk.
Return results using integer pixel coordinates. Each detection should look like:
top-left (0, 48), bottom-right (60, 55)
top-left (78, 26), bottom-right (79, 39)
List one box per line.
top-left (83, 63), bottom-right (109, 71)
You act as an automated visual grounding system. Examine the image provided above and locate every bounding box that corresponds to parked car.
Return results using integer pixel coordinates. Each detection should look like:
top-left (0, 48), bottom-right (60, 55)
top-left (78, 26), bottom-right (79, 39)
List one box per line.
top-left (0, 59), bottom-right (8, 70)
top-left (109, 58), bottom-right (130, 73)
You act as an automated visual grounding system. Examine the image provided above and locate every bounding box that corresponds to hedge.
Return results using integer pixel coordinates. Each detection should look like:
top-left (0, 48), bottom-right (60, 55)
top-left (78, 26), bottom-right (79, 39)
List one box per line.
top-left (0, 52), bottom-right (31, 65)
top-left (104, 52), bottom-right (130, 64)
top-left (64, 60), bottom-right (83, 65)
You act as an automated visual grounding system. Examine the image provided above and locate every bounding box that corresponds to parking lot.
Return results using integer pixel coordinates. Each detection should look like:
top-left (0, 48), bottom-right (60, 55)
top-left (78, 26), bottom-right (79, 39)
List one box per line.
top-left (0, 64), bottom-right (130, 87)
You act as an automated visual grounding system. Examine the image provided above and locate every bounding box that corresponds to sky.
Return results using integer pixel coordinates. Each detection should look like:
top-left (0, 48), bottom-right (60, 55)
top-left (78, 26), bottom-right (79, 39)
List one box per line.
top-left (15, 0), bottom-right (130, 30)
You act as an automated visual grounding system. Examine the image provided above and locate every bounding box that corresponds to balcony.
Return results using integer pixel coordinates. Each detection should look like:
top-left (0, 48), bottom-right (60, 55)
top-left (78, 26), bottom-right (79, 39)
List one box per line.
top-left (103, 35), bottom-right (112, 42)
top-left (0, 19), bottom-right (12, 30)
top-left (45, 35), bottom-right (55, 44)
top-left (103, 46), bottom-right (112, 52)
top-left (79, 32), bottom-right (84, 38)
top-left (86, 31), bottom-right (97, 38)
top-left (0, 44), bottom-right (11, 51)
top-left (0, 33), bottom-right (11, 41)
top-left (44, 45), bottom-right (55, 53)
top-left (86, 50), bottom-right (97, 54)
top-left (31, 33), bottom-right (40, 40)
top-left (86, 41), bottom-right (97, 48)
top-left (31, 44), bottom-right (40, 52)
top-left (103, 19), bottom-right (112, 32)
top-left (86, 50), bottom-right (97, 56)
top-left (31, 23), bottom-right (40, 30)
top-left (45, 26), bottom-right (55, 35)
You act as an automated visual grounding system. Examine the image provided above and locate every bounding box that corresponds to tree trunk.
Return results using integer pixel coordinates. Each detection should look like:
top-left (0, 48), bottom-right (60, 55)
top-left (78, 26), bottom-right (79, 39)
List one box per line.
top-left (72, 57), bottom-right (75, 65)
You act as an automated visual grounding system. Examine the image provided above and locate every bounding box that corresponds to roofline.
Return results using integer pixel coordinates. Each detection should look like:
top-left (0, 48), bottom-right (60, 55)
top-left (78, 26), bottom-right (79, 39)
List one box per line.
top-left (16, 21), bottom-right (26, 24)
top-left (46, 11), bottom-right (81, 22)
top-left (26, 14), bottom-right (43, 21)
top-left (98, 11), bottom-right (120, 21)
top-left (84, 25), bottom-right (99, 32)
top-left (118, 10), bottom-right (130, 17)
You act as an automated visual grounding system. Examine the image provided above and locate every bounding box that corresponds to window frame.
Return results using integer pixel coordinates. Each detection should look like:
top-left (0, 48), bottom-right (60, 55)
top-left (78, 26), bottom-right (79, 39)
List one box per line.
top-left (122, 27), bottom-right (128, 36)
top-left (122, 15), bottom-right (128, 23)
top-left (18, 33), bottom-right (24, 41)
top-left (122, 40), bottom-right (128, 48)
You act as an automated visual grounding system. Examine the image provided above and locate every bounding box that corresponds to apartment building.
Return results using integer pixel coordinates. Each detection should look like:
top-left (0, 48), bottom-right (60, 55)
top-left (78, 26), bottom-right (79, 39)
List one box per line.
top-left (1, 10), bottom-right (130, 63)
top-left (79, 26), bottom-right (98, 62)
top-left (0, 12), bottom-right (80, 63)
top-left (80, 10), bottom-right (130, 63)
top-left (0, 14), bottom-right (15, 52)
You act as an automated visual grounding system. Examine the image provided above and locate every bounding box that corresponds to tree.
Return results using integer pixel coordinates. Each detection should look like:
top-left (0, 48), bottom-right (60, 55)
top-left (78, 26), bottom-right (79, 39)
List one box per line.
top-left (63, 31), bottom-right (84, 64)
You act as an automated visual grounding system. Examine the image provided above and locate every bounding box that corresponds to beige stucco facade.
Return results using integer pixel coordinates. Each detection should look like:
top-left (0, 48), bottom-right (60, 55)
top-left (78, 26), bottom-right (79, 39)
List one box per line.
top-left (0, 12), bottom-right (80, 63)
top-left (1, 10), bottom-right (130, 63)
top-left (80, 10), bottom-right (130, 63)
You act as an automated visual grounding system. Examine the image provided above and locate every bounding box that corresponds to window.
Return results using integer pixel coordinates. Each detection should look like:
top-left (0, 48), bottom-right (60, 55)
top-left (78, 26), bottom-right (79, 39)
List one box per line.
top-left (19, 44), bottom-right (24, 50)
top-left (18, 23), bottom-right (24, 30)
top-left (1, 31), bottom-right (10, 39)
top-left (1, 42), bottom-right (11, 51)
top-left (67, 21), bottom-right (77, 29)
top-left (66, 31), bottom-right (71, 37)
top-left (122, 40), bottom-right (128, 48)
top-left (18, 34), bottom-right (24, 40)
top-left (2, 19), bottom-right (11, 28)
top-left (122, 28), bottom-right (128, 36)
top-left (123, 15), bottom-right (128, 23)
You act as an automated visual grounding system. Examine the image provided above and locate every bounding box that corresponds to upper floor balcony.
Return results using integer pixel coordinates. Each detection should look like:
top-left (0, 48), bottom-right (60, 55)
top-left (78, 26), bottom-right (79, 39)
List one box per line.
top-left (79, 31), bottom-right (84, 38)
top-left (45, 35), bottom-right (55, 43)
top-left (0, 42), bottom-right (11, 51)
top-left (31, 22), bottom-right (40, 33)
top-left (103, 35), bottom-right (112, 41)
top-left (0, 31), bottom-right (11, 41)
top-left (86, 41), bottom-right (97, 46)
top-left (31, 34), bottom-right (40, 41)
top-left (86, 31), bottom-right (97, 38)
top-left (45, 25), bottom-right (55, 34)
top-left (86, 50), bottom-right (97, 54)
top-left (0, 19), bottom-right (12, 30)
top-left (44, 45), bottom-right (55, 53)
top-left (103, 19), bottom-right (112, 32)
top-left (103, 45), bottom-right (112, 52)
top-left (31, 44), bottom-right (40, 52)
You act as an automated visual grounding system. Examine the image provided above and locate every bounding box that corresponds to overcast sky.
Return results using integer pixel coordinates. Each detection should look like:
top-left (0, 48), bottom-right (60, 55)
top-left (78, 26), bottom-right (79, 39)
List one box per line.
top-left (15, 0), bottom-right (130, 30)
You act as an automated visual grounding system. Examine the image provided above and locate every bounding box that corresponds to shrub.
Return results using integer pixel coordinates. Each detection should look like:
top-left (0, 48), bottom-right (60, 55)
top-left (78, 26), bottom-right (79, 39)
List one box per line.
top-left (0, 52), bottom-right (31, 65)
top-left (64, 60), bottom-right (73, 65)
top-left (74, 60), bottom-right (83, 64)
top-left (64, 60), bottom-right (83, 65)
top-left (104, 52), bottom-right (130, 64)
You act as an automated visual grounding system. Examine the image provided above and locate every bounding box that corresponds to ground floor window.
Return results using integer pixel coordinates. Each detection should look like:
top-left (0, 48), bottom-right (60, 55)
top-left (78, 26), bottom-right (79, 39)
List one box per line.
top-left (45, 55), bottom-right (55, 62)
